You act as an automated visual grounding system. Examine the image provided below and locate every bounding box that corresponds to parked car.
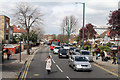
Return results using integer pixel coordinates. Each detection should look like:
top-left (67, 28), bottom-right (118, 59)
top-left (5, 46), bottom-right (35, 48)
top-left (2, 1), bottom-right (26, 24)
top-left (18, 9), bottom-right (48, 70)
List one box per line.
top-left (110, 45), bottom-right (118, 50)
top-left (80, 50), bottom-right (93, 62)
top-left (53, 46), bottom-right (61, 54)
top-left (50, 44), bottom-right (56, 50)
top-left (68, 55), bottom-right (92, 71)
top-left (58, 48), bottom-right (69, 58)
top-left (4, 44), bottom-right (16, 54)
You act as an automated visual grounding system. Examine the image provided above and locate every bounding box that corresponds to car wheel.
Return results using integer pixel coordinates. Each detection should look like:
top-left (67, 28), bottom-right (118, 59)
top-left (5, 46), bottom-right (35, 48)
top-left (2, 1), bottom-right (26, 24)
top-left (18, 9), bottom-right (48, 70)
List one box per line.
top-left (68, 63), bottom-right (71, 67)
top-left (59, 55), bottom-right (61, 58)
top-left (73, 66), bottom-right (76, 71)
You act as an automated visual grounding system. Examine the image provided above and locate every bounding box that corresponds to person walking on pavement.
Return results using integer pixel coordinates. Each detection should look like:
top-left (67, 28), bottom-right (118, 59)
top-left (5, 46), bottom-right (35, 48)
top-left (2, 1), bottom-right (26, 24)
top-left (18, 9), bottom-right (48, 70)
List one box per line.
top-left (6, 48), bottom-right (11, 60)
top-left (96, 49), bottom-right (99, 60)
top-left (101, 51), bottom-right (105, 61)
top-left (117, 52), bottom-right (120, 64)
top-left (45, 55), bottom-right (52, 74)
top-left (112, 51), bottom-right (117, 64)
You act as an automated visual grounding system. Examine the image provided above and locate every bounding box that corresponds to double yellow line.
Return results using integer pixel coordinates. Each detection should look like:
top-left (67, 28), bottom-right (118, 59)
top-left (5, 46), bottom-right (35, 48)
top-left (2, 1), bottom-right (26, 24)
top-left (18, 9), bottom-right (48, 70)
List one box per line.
top-left (93, 63), bottom-right (119, 77)
top-left (21, 49), bottom-right (40, 80)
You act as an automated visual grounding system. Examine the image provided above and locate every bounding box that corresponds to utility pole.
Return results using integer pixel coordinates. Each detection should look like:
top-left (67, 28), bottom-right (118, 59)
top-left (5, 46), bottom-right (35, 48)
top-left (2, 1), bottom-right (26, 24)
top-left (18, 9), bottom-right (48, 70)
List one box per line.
top-left (75, 2), bottom-right (85, 50)
top-left (67, 19), bottom-right (70, 44)
top-left (63, 27), bottom-right (64, 43)
top-left (20, 36), bottom-right (21, 62)
top-left (82, 3), bottom-right (85, 50)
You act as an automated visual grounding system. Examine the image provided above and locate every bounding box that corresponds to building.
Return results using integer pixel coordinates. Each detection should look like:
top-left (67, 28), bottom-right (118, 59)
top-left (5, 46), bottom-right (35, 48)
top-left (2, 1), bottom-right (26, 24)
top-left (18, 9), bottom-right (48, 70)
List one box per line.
top-left (12, 25), bottom-right (26, 37)
top-left (0, 15), bottom-right (10, 44)
top-left (44, 35), bottom-right (54, 42)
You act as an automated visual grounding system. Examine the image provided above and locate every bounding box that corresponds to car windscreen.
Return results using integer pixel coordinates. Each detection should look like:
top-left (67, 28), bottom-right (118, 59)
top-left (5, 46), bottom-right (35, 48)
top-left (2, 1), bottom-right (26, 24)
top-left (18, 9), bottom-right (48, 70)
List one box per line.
top-left (75, 56), bottom-right (88, 61)
top-left (75, 49), bottom-right (80, 52)
top-left (64, 44), bottom-right (68, 46)
top-left (60, 49), bottom-right (67, 53)
top-left (55, 47), bottom-right (60, 49)
top-left (70, 48), bottom-right (74, 50)
top-left (81, 51), bottom-right (90, 55)
top-left (112, 46), bottom-right (117, 47)
top-left (51, 44), bottom-right (55, 46)
top-left (52, 42), bottom-right (59, 45)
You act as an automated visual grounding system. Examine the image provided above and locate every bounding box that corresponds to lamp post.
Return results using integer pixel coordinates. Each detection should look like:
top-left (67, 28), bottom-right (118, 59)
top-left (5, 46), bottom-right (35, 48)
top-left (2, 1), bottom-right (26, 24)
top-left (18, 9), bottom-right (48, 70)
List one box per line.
top-left (18, 36), bottom-right (21, 62)
top-left (63, 27), bottom-right (64, 43)
top-left (67, 19), bottom-right (70, 44)
top-left (75, 2), bottom-right (85, 50)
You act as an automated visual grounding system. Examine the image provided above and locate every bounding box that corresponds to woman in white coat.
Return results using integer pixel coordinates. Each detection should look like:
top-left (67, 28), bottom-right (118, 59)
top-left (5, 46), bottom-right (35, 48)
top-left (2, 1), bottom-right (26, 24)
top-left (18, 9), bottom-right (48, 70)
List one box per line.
top-left (45, 55), bottom-right (52, 74)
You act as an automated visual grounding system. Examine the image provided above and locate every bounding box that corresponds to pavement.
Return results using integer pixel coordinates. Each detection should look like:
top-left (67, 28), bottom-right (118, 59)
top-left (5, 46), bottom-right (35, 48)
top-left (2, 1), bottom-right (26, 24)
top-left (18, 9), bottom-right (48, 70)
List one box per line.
top-left (93, 56), bottom-right (118, 76)
top-left (1, 46), bottom-right (40, 79)
top-left (0, 51), bottom-right (2, 80)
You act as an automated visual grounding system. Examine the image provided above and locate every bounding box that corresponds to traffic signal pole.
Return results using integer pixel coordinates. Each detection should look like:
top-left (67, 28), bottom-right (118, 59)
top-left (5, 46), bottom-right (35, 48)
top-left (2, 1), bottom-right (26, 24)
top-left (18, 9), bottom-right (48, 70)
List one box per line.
top-left (82, 3), bottom-right (85, 50)
top-left (67, 19), bottom-right (69, 44)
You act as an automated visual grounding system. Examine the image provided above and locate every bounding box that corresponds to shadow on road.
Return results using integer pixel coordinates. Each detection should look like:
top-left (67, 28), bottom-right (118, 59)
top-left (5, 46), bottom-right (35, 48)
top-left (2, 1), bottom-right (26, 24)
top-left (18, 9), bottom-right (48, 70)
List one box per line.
top-left (50, 71), bottom-right (57, 74)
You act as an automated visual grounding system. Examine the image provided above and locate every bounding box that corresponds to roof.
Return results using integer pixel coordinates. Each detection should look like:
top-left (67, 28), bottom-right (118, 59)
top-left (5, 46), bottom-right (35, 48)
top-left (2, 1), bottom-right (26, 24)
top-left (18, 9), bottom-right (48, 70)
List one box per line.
top-left (12, 25), bottom-right (26, 33)
top-left (97, 30), bottom-right (110, 38)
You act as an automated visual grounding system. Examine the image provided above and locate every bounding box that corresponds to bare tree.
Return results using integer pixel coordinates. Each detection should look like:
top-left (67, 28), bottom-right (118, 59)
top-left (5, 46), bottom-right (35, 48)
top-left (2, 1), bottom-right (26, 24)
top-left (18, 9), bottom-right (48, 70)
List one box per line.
top-left (31, 26), bottom-right (45, 42)
top-left (61, 15), bottom-right (78, 40)
top-left (13, 3), bottom-right (43, 55)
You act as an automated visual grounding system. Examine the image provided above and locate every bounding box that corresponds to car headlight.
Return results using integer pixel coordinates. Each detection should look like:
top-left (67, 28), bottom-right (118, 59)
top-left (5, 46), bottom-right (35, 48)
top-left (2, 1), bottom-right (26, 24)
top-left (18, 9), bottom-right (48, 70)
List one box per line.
top-left (89, 64), bottom-right (91, 67)
top-left (86, 57), bottom-right (89, 60)
top-left (60, 53), bottom-right (62, 55)
top-left (76, 65), bottom-right (81, 68)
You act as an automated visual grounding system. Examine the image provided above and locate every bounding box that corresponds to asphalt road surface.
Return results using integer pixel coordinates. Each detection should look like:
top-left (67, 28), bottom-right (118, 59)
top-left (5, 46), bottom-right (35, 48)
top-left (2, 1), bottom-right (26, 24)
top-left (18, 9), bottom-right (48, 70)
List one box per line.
top-left (20, 45), bottom-right (118, 80)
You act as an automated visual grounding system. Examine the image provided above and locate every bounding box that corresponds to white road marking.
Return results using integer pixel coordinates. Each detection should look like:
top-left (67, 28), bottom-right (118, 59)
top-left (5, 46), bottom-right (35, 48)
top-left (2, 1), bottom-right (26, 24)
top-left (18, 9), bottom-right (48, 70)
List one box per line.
top-left (66, 76), bottom-right (71, 80)
top-left (52, 59), bottom-right (55, 63)
top-left (50, 55), bottom-right (52, 58)
top-left (56, 65), bottom-right (63, 72)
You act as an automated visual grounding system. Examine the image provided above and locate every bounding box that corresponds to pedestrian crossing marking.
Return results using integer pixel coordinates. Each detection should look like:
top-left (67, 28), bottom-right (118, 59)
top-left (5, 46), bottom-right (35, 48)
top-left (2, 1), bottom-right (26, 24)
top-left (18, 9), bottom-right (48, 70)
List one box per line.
top-left (33, 74), bottom-right (39, 76)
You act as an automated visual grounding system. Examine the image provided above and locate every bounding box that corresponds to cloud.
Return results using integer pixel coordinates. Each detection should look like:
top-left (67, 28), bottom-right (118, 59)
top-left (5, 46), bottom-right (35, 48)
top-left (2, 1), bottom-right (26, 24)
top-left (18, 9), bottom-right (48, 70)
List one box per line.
top-left (0, 0), bottom-right (119, 35)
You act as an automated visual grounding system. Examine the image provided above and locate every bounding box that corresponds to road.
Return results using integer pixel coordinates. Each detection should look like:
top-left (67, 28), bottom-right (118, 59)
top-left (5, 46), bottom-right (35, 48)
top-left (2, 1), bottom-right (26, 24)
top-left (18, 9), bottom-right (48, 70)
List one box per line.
top-left (20, 45), bottom-right (118, 80)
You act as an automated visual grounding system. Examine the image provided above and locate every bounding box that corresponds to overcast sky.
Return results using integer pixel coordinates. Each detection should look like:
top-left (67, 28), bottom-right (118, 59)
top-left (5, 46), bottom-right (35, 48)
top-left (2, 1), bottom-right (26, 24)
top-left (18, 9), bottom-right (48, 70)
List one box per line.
top-left (0, 0), bottom-right (119, 35)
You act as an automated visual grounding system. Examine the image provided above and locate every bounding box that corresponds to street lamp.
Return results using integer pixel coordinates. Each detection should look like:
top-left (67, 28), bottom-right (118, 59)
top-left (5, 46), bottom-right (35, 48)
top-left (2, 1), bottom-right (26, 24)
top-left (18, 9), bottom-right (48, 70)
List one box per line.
top-left (67, 19), bottom-right (70, 44)
top-left (17, 36), bottom-right (21, 62)
top-left (75, 2), bottom-right (85, 50)
top-left (20, 36), bottom-right (21, 62)
top-left (63, 27), bottom-right (64, 43)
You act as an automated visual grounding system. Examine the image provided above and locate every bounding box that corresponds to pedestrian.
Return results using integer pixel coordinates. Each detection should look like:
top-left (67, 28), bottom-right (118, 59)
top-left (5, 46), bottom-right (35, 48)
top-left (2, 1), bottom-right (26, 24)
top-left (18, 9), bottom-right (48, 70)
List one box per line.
top-left (112, 51), bottom-right (117, 64)
top-left (101, 51), bottom-right (105, 61)
top-left (103, 50), bottom-right (108, 61)
top-left (86, 46), bottom-right (89, 50)
top-left (45, 55), bottom-right (52, 74)
top-left (96, 49), bottom-right (99, 60)
top-left (117, 52), bottom-right (120, 64)
top-left (6, 49), bottom-right (11, 60)
top-left (92, 47), bottom-right (95, 56)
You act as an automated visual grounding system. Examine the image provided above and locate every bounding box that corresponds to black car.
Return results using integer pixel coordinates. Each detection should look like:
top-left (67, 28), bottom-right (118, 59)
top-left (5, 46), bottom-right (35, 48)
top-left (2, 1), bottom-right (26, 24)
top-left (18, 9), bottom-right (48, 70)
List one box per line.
top-left (69, 47), bottom-right (76, 55)
top-left (58, 49), bottom-right (69, 58)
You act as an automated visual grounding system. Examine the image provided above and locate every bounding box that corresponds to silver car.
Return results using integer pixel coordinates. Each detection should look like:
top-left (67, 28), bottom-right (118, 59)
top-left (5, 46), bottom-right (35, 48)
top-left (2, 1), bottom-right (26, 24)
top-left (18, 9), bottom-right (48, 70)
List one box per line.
top-left (80, 50), bottom-right (93, 62)
top-left (68, 55), bottom-right (92, 71)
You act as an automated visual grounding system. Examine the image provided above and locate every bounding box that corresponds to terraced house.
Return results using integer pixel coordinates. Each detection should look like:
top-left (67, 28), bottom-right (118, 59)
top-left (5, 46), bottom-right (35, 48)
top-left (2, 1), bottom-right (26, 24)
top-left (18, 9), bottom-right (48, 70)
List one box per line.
top-left (0, 15), bottom-right (13, 44)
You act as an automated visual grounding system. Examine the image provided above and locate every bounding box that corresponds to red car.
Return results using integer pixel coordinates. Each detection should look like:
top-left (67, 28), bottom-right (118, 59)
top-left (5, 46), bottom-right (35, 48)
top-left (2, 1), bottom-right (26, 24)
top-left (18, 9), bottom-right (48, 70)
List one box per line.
top-left (50, 44), bottom-right (55, 50)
